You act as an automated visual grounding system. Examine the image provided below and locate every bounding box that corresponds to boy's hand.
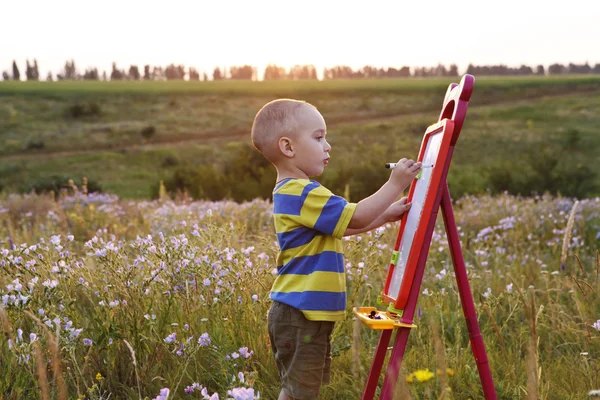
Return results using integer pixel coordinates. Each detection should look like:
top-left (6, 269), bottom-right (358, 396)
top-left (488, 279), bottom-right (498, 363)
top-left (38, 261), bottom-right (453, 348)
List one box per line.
top-left (389, 158), bottom-right (421, 189)
top-left (384, 197), bottom-right (411, 222)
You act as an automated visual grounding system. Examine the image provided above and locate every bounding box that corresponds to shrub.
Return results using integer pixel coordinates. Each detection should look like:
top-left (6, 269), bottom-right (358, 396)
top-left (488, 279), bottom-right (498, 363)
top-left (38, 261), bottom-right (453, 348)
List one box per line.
top-left (65, 102), bottom-right (102, 119)
top-left (161, 155), bottom-right (180, 167)
top-left (25, 140), bottom-right (45, 150)
top-left (141, 125), bottom-right (156, 140)
top-left (26, 175), bottom-right (102, 195)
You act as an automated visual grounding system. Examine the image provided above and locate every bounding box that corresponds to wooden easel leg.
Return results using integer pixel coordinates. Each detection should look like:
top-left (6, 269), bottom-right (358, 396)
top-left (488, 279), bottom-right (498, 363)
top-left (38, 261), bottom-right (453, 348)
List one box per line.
top-left (440, 183), bottom-right (498, 400)
top-left (362, 329), bottom-right (393, 400)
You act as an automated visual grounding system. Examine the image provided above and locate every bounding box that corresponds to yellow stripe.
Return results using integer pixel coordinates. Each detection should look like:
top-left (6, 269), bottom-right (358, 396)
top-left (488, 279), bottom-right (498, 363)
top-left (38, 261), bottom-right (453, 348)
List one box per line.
top-left (300, 185), bottom-right (331, 228)
top-left (272, 271), bottom-right (345, 293)
top-left (303, 310), bottom-right (346, 321)
top-left (275, 179), bottom-right (312, 196)
top-left (277, 235), bottom-right (343, 267)
top-left (273, 214), bottom-right (302, 235)
top-left (333, 203), bottom-right (357, 239)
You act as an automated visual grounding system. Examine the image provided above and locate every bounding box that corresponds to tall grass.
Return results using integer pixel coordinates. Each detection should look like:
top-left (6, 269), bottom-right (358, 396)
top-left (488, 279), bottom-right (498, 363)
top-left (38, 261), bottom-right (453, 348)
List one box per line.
top-left (0, 191), bottom-right (599, 399)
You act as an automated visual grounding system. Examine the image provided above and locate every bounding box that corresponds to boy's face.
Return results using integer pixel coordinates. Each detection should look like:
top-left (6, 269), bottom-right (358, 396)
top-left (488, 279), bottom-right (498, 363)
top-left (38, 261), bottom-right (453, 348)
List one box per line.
top-left (290, 105), bottom-right (331, 177)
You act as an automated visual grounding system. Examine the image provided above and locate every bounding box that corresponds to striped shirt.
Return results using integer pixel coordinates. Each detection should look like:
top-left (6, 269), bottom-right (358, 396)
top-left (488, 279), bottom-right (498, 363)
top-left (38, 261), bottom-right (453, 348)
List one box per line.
top-left (270, 178), bottom-right (357, 321)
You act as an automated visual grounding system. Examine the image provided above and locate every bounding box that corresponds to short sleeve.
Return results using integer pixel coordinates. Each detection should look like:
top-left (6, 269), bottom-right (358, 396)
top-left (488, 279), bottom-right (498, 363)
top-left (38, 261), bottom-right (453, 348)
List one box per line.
top-left (300, 184), bottom-right (357, 239)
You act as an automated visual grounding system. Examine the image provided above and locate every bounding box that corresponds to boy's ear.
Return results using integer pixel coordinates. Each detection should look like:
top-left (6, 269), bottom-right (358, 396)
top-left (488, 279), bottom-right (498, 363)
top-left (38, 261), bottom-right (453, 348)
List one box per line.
top-left (279, 137), bottom-right (295, 158)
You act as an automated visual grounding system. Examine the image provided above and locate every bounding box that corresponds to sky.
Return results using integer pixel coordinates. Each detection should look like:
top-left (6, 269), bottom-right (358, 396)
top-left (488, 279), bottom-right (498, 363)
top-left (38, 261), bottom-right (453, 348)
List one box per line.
top-left (1, 0), bottom-right (599, 79)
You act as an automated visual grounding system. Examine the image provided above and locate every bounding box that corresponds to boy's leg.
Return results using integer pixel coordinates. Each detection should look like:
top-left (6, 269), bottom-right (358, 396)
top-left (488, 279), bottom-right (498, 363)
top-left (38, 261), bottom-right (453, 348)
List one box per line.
top-left (278, 389), bottom-right (297, 400)
top-left (268, 301), bottom-right (335, 400)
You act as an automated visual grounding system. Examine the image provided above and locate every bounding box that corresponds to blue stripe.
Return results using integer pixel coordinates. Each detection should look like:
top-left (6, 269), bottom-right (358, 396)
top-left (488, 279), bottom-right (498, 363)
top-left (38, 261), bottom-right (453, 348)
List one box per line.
top-left (278, 251), bottom-right (344, 274)
top-left (313, 195), bottom-right (347, 235)
top-left (276, 226), bottom-right (320, 249)
top-left (271, 291), bottom-right (346, 311)
top-left (273, 193), bottom-right (304, 215)
top-left (273, 178), bottom-right (292, 192)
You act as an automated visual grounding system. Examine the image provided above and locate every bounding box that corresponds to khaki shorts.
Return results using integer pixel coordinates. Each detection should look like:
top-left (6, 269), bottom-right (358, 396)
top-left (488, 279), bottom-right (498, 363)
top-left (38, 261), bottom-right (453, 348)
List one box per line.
top-left (267, 301), bottom-right (335, 400)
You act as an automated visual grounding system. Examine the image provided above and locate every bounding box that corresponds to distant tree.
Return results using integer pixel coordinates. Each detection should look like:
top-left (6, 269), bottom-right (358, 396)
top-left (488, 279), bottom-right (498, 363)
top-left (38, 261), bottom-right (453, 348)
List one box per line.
top-left (143, 65), bottom-right (151, 80)
top-left (25, 60), bottom-right (34, 80)
top-left (60, 59), bottom-right (78, 80)
top-left (447, 64), bottom-right (459, 76)
top-left (46, 71), bottom-right (53, 81)
top-left (110, 62), bottom-right (125, 80)
top-left (203, 72), bottom-right (208, 81)
top-left (568, 62), bottom-right (592, 74)
top-left (128, 65), bottom-right (141, 80)
top-left (263, 64), bottom-right (287, 80)
top-left (323, 65), bottom-right (361, 79)
top-left (213, 67), bottom-right (223, 80)
top-left (536, 65), bottom-right (545, 75)
top-left (594, 64), bottom-right (600, 74)
top-left (83, 68), bottom-right (100, 80)
top-left (12, 60), bottom-right (20, 81)
top-left (548, 63), bottom-right (566, 75)
top-left (229, 65), bottom-right (255, 80)
top-left (33, 59), bottom-right (40, 80)
top-left (288, 65), bottom-right (317, 80)
top-left (26, 59), bottom-right (40, 80)
top-left (101, 71), bottom-right (107, 81)
top-left (188, 67), bottom-right (200, 80)
top-left (2, 71), bottom-right (10, 81)
top-left (165, 64), bottom-right (185, 80)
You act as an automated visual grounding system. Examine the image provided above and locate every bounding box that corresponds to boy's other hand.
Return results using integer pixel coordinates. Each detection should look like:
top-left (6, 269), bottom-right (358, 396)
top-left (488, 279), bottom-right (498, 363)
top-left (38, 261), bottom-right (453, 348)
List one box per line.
top-left (384, 197), bottom-right (411, 222)
top-left (389, 158), bottom-right (421, 189)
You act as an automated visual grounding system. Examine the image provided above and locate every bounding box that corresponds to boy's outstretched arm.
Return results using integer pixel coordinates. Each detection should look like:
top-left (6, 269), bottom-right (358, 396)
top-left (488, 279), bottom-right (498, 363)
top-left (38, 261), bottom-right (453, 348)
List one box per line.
top-left (346, 158), bottom-right (420, 231)
top-left (344, 197), bottom-right (411, 236)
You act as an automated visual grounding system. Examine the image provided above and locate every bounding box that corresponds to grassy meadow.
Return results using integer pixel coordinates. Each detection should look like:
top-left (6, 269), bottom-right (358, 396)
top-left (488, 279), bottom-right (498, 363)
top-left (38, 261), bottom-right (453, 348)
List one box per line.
top-left (0, 191), bottom-right (599, 399)
top-left (1, 75), bottom-right (599, 200)
top-left (1, 76), bottom-right (600, 399)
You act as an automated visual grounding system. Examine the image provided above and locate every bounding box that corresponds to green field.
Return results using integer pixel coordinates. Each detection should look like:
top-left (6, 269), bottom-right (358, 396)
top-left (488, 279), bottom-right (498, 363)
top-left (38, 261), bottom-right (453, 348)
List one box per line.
top-left (1, 75), bottom-right (600, 200)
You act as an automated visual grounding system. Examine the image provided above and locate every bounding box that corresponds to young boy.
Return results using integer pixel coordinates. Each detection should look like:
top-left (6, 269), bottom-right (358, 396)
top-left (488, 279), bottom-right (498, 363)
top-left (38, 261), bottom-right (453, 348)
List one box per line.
top-left (251, 99), bottom-right (421, 400)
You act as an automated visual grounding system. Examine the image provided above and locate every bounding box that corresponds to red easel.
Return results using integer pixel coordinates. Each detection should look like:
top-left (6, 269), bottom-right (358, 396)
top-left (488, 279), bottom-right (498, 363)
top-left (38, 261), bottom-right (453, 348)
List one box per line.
top-left (355, 75), bottom-right (497, 400)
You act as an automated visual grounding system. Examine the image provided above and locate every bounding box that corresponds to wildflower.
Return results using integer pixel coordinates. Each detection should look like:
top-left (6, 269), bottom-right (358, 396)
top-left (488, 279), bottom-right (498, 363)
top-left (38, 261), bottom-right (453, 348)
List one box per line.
top-left (198, 332), bottom-right (211, 347)
top-left (30, 333), bottom-right (37, 342)
top-left (506, 283), bottom-right (513, 293)
top-left (238, 347), bottom-right (254, 358)
top-left (412, 369), bottom-right (435, 383)
top-left (251, 294), bottom-right (258, 301)
top-left (83, 338), bottom-right (93, 346)
top-left (153, 388), bottom-right (170, 400)
top-left (592, 320), bottom-right (600, 331)
top-left (482, 287), bottom-right (492, 298)
top-left (96, 372), bottom-right (104, 381)
top-left (164, 333), bottom-right (177, 344)
top-left (227, 387), bottom-right (259, 400)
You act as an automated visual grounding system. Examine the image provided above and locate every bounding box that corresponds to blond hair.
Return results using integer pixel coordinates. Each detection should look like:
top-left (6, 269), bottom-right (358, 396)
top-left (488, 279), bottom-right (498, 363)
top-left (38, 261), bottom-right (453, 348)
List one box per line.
top-left (251, 99), bottom-right (315, 161)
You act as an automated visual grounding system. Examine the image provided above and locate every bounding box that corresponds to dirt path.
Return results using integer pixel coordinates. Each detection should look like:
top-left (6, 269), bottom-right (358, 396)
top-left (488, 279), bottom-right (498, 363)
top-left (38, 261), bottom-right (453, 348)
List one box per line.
top-left (2, 88), bottom-right (599, 162)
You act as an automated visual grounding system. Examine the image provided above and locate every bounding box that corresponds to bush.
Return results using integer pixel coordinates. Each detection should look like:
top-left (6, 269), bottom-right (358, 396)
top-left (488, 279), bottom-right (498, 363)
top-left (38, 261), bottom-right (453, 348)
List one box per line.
top-left (26, 175), bottom-right (102, 195)
top-left (161, 155), bottom-right (180, 167)
top-left (65, 102), bottom-right (102, 119)
top-left (141, 125), bottom-right (156, 140)
top-left (25, 140), bottom-right (45, 150)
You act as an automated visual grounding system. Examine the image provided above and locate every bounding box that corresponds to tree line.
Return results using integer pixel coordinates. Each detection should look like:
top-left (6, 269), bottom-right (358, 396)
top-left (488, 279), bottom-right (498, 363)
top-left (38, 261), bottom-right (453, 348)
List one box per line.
top-left (3, 59), bottom-right (600, 81)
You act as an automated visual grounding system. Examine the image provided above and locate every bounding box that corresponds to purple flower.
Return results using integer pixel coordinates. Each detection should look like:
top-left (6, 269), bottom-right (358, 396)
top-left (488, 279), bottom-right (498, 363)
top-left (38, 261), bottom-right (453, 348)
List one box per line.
top-left (164, 333), bottom-right (176, 344)
top-left (198, 332), bottom-right (210, 347)
top-left (153, 388), bottom-right (170, 400)
top-left (227, 387), bottom-right (258, 400)
top-left (592, 320), bottom-right (600, 331)
top-left (83, 338), bottom-right (93, 346)
top-left (238, 347), bottom-right (253, 359)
